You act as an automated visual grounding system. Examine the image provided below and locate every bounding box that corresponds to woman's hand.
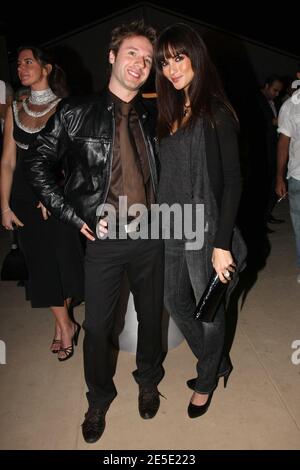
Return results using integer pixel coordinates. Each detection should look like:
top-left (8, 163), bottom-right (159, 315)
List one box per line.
top-left (97, 218), bottom-right (108, 237)
top-left (212, 247), bottom-right (236, 283)
top-left (37, 201), bottom-right (51, 220)
top-left (1, 208), bottom-right (24, 230)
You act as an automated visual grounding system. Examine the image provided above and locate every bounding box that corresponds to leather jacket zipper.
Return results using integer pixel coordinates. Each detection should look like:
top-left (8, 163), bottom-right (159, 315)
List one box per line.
top-left (98, 104), bottom-right (115, 218)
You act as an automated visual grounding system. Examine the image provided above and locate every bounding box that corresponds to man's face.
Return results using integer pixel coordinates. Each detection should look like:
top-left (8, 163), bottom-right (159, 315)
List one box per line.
top-left (265, 80), bottom-right (283, 100)
top-left (109, 35), bottom-right (153, 98)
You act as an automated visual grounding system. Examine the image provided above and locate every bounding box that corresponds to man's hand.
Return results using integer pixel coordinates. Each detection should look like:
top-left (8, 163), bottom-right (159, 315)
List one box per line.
top-left (275, 177), bottom-right (287, 198)
top-left (37, 201), bottom-right (51, 220)
top-left (80, 223), bottom-right (96, 241)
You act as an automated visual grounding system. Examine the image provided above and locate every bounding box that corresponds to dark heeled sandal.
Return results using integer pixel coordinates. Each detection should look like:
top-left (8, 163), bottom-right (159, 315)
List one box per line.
top-left (223, 369), bottom-right (231, 388)
top-left (58, 323), bottom-right (81, 362)
top-left (50, 339), bottom-right (61, 354)
top-left (73, 322), bottom-right (81, 346)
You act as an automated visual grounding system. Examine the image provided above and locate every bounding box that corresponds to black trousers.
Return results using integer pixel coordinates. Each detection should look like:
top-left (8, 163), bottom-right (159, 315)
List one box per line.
top-left (84, 237), bottom-right (165, 409)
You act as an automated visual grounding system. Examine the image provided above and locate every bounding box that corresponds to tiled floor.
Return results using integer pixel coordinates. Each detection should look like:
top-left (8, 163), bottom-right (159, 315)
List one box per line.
top-left (0, 199), bottom-right (300, 449)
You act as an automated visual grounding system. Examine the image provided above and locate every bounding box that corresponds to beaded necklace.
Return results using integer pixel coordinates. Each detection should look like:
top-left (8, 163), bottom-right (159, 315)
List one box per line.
top-left (22, 88), bottom-right (60, 118)
top-left (22, 96), bottom-right (60, 117)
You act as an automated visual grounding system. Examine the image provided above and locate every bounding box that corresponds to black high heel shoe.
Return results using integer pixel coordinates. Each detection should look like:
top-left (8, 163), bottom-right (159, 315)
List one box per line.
top-left (187, 391), bottom-right (214, 418)
top-left (58, 322), bottom-right (81, 362)
top-left (186, 365), bottom-right (233, 391)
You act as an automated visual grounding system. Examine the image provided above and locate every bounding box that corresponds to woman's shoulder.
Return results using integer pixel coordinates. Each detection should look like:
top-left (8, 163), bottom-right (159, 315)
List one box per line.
top-left (210, 99), bottom-right (238, 131)
top-left (211, 98), bottom-right (234, 119)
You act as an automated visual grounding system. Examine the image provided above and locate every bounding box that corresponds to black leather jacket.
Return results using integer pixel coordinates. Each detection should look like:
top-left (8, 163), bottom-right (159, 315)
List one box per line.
top-left (24, 90), bottom-right (159, 233)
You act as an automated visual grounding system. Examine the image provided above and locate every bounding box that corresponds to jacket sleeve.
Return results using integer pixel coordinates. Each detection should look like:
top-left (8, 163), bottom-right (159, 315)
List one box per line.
top-left (23, 104), bottom-right (85, 230)
top-left (212, 107), bottom-right (242, 250)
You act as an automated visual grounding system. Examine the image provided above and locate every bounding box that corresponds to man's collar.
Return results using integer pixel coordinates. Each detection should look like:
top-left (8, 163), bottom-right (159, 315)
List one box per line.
top-left (108, 89), bottom-right (137, 106)
top-left (106, 89), bottom-right (148, 120)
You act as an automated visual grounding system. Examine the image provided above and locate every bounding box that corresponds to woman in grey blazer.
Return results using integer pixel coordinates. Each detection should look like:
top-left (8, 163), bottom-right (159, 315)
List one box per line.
top-left (155, 23), bottom-right (246, 418)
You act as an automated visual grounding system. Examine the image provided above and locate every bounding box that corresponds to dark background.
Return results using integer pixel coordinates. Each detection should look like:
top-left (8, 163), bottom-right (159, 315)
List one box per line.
top-left (1, 1), bottom-right (299, 58)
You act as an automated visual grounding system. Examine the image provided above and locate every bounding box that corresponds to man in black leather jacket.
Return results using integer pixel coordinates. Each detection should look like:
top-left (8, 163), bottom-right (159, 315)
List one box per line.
top-left (24, 21), bottom-right (164, 444)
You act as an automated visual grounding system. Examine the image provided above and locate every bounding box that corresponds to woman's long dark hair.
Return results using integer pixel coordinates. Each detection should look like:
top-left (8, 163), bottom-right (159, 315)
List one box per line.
top-left (155, 23), bottom-right (237, 138)
top-left (17, 46), bottom-right (69, 98)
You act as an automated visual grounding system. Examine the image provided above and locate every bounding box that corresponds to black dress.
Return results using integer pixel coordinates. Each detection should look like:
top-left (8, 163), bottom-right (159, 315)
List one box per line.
top-left (11, 99), bottom-right (84, 308)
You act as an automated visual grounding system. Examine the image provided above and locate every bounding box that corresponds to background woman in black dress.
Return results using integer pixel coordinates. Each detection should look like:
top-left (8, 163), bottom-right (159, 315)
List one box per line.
top-left (0, 46), bottom-right (84, 361)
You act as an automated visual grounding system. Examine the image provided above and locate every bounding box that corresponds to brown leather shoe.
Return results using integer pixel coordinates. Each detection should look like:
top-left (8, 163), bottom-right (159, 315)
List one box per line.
top-left (81, 406), bottom-right (108, 443)
top-left (138, 385), bottom-right (160, 419)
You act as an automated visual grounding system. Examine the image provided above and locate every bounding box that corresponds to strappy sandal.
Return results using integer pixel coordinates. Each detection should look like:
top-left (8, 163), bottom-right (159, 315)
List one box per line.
top-left (50, 339), bottom-right (61, 354)
top-left (58, 323), bottom-right (81, 362)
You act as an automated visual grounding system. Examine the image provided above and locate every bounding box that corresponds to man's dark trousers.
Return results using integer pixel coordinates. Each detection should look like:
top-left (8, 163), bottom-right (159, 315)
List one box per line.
top-left (83, 236), bottom-right (164, 410)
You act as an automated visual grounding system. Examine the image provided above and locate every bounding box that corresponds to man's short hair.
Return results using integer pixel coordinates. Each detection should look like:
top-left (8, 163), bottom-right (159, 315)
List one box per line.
top-left (264, 74), bottom-right (282, 87)
top-left (109, 20), bottom-right (156, 57)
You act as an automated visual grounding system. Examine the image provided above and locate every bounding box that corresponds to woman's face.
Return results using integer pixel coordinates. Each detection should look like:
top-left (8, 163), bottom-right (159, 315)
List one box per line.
top-left (17, 49), bottom-right (50, 90)
top-left (161, 52), bottom-right (194, 93)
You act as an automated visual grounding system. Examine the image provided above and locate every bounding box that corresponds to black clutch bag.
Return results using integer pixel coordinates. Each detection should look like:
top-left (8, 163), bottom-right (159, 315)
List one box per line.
top-left (194, 270), bottom-right (228, 323)
top-left (1, 244), bottom-right (28, 281)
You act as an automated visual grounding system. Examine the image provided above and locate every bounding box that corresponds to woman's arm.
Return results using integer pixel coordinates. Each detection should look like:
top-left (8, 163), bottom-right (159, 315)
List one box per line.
top-left (210, 107), bottom-right (242, 281)
top-left (213, 107), bottom-right (242, 250)
top-left (0, 107), bottom-right (24, 229)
